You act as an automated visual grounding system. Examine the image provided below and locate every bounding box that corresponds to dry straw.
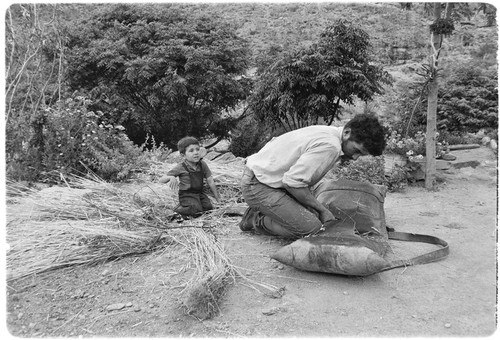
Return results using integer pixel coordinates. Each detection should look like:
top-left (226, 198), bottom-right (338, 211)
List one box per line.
top-left (6, 163), bottom-right (280, 319)
top-left (172, 227), bottom-right (281, 320)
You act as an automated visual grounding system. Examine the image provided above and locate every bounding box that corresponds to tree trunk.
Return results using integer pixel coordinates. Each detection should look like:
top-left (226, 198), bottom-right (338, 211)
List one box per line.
top-left (425, 2), bottom-right (442, 190)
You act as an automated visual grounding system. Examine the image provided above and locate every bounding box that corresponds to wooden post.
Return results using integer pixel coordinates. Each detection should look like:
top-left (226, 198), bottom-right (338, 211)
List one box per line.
top-left (425, 2), bottom-right (442, 190)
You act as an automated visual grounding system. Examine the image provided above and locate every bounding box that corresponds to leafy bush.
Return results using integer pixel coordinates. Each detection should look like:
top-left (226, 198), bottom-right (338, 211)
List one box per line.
top-left (248, 19), bottom-right (392, 131)
top-left (392, 61), bottom-right (498, 138)
top-left (385, 130), bottom-right (448, 160)
top-left (65, 3), bottom-right (252, 149)
top-left (6, 96), bottom-right (162, 182)
top-left (438, 64), bottom-right (498, 134)
top-left (229, 115), bottom-right (274, 157)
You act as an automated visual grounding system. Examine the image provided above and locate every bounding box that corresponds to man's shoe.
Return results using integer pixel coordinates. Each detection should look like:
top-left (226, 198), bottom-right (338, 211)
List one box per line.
top-left (239, 207), bottom-right (257, 231)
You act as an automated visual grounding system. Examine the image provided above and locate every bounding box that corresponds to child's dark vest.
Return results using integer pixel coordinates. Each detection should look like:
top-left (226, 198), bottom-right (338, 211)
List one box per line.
top-left (181, 162), bottom-right (204, 193)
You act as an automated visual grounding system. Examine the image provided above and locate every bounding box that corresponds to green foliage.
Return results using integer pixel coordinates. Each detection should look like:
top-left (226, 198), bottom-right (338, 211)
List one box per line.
top-left (65, 3), bottom-right (252, 149)
top-left (229, 115), bottom-right (275, 157)
top-left (332, 156), bottom-right (409, 192)
top-left (6, 96), bottom-right (162, 182)
top-left (385, 130), bottom-right (447, 159)
top-left (248, 20), bottom-right (393, 131)
top-left (438, 63), bottom-right (498, 134)
top-left (429, 18), bottom-right (455, 36)
top-left (389, 59), bottom-right (498, 142)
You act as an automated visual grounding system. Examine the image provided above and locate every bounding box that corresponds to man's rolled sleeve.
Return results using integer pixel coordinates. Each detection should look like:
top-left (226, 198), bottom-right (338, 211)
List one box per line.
top-left (282, 144), bottom-right (339, 188)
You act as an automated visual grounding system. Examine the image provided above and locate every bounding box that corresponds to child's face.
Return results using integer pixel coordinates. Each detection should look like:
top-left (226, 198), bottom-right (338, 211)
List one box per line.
top-left (183, 144), bottom-right (201, 163)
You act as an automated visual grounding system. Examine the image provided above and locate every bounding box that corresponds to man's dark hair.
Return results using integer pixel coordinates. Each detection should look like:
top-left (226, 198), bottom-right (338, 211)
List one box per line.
top-left (344, 114), bottom-right (386, 156)
top-left (177, 136), bottom-right (200, 154)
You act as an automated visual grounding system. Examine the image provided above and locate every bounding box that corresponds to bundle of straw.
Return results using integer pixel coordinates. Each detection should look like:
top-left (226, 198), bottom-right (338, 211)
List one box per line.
top-left (172, 228), bottom-right (236, 320)
top-left (6, 219), bottom-right (166, 281)
top-left (172, 227), bottom-right (281, 320)
top-left (6, 173), bottom-right (177, 282)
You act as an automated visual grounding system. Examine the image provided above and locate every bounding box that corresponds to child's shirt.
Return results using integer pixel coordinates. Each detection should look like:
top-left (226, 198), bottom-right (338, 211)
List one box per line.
top-left (167, 160), bottom-right (212, 191)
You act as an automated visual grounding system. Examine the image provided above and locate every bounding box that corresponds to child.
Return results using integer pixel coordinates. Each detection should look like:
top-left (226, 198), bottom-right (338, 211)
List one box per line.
top-left (160, 136), bottom-right (221, 217)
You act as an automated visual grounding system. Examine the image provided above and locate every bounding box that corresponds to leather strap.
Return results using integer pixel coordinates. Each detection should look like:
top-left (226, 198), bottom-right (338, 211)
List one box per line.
top-left (380, 231), bottom-right (450, 272)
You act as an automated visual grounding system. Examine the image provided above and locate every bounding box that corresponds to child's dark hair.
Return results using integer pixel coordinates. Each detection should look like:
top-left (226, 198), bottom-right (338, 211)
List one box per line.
top-left (177, 136), bottom-right (200, 154)
top-left (344, 114), bottom-right (386, 156)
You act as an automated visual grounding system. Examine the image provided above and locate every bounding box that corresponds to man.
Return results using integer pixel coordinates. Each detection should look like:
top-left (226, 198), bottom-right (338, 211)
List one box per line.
top-left (239, 114), bottom-right (386, 238)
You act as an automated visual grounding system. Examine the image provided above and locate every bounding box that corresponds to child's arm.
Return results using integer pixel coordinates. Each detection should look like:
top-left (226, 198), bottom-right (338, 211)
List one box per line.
top-left (159, 175), bottom-right (179, 191)
top-left (158, 175), bottom-right (174, 183)
top-left (206, 176), bottom-right (221, 203)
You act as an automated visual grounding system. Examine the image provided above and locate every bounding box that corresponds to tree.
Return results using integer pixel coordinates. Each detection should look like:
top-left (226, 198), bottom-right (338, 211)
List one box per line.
top-left (425, 3), bottom-right (454, 189)
top-left (248, 20), bottom-right (392, 131)
top-left (5, 4), bottom-right (69, 179)
top-left (65, 4), bottom-right (252, 148)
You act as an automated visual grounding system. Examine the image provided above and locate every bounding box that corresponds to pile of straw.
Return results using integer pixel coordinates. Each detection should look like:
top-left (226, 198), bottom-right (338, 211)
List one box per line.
top-left (173, 228), bottom-right (236, 320)
top-left (7, 162), bottom-right (281, 320)
top-left (172, 227), bottom-right (281, 320)
top-left (6, 219), bottom-right (166, 281)
top-left (6, 173), bottom-right (177, 282)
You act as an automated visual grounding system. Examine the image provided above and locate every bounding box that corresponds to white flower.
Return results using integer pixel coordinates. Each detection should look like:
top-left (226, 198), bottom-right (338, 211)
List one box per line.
top-left (406, 150), bottom-right (414, 156)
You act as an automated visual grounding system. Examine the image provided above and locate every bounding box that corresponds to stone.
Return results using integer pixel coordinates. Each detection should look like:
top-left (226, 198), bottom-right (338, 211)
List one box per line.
top-left (215, 152), bottom-right (236, 162)
top-left (490, 139), bottom-right (497, 150)
top-left (204, 151), bottom-right (221, 161)
top-left (106, 303), bottom-right (126, 311)
top-left (481, 136), bottom-right (491, 146)
top-left (436, 160), bottom-right (451, 170)
top-left (441, 153), bottom-right (457, 161)
top-left (452, 160), bottom-right (481, 169)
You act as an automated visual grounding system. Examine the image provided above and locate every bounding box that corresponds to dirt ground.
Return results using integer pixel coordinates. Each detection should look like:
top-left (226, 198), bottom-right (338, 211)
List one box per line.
top-left (3, 146), bottom-right (498, 338)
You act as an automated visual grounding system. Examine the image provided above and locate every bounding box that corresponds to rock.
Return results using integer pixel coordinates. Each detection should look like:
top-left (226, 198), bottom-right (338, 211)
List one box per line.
top-left (444, 323), bottom-right (452, 328)
top-left (452, 160), bottom-right (481, 169)
top-left (106, 303), bottom-right (126, 311)
top-left (166, 151), bottom-right (183, 163)
top-left (448, 144), bottom-right (480, 151)
top-left (441, 153), bottom-right (457, 161)
top-left (125, 302), bottom-right (133, 307)
top-left (204, 151), bottom-right (221, 161)
top-left (262, 307), bottom-right (283, 316)
top-left (481, 136), bottom-right (491, 146)
top-left (436, 160), bottom-right (451, 170)
top-left (490, 139), bottom-right (497, 150)
top-left (215, 152), bottom-right (236, 162)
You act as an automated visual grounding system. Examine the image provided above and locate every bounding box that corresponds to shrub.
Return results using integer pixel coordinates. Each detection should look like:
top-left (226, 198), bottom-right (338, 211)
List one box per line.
top-left (229, 116), bottom-right (274, 157)
top-left (384, 130), bottom-right (448, 160)
top-left (6, 96), bottom-right (157, 182)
